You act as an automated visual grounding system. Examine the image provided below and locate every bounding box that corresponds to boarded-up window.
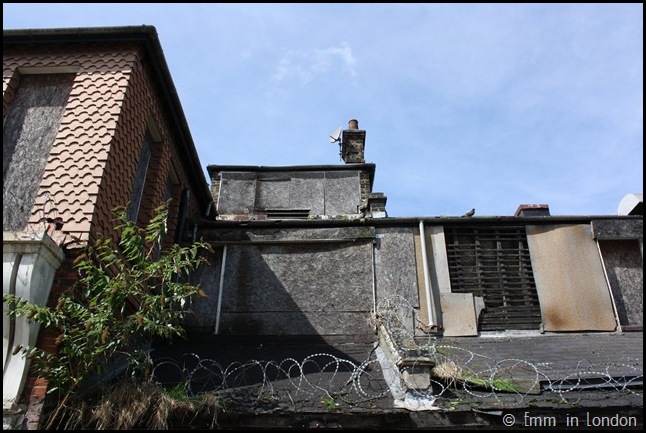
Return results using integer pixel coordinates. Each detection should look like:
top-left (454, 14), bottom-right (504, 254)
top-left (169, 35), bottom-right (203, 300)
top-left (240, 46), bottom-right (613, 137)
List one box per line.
top-left (256, 176), bottom-right (290, 209)
top-left (3, 73), bottom-right (75, 231)
top-left (599, 239), bottom-right (643, 330)
top-left (445, 226), bottom-right (541, 331)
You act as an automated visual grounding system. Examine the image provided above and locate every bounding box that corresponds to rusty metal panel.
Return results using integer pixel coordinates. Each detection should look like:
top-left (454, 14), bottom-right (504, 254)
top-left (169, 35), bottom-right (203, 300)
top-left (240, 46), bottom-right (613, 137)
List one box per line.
top-left (526, 224), bottom-right (616, 332)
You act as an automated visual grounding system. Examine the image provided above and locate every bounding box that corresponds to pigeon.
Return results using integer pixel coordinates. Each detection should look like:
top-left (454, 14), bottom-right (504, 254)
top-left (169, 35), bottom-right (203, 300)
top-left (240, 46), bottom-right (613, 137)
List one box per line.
top-left (462, 208), bottom-right (475, 217)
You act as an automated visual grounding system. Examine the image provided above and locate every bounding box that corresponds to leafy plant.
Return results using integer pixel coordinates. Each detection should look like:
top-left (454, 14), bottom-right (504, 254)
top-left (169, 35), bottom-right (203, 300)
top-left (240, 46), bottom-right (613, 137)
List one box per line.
top-left (3, 201), bottom-right (212, 428)
top-left (321, 396), bottom-right (337, 410)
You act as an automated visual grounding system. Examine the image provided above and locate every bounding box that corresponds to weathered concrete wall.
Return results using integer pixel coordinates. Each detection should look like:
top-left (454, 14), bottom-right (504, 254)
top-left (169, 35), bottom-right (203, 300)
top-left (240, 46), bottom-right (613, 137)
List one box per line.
top-left (216, 170), bottom-right (361, 218)
top-left (592, 219), bottom-right (643, 240)
top-left (374, 227), bottom-right (419, 335)
top-left (205, 226), bottom-right (375, 243)
top-left (184, 248), bottom-right (223, 331)
top-left (290, 172), bottom-right (325, 215)
top-left (374, 227), bottom-right (419, 306)
top-left (598, 240), bottom-right (643, 328)
top-left (194, 227), bottom-right (375, 336)
top-left (324, 171), bottom-right (360, 215)
top-left (256, 175), bottom-right (290, 209)
top-left (218, 173), bottom-right (256, 215)
top-left (526, 225), bottom-right (616, 331)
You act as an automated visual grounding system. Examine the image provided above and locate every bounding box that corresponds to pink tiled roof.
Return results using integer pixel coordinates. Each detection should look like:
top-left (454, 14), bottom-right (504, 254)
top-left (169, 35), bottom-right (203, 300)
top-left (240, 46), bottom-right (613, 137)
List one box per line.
top-left (4, 46), bottom-right (136, 243)
top-left (4, 34), bottom-right (207, 247)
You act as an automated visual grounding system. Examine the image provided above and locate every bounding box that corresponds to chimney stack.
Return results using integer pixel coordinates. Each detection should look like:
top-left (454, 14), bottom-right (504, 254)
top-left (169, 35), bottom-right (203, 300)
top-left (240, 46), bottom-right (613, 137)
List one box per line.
top-left (514, 204), bottom-right (551, 217)
top-left (341, 119), bottom-right (365, 163)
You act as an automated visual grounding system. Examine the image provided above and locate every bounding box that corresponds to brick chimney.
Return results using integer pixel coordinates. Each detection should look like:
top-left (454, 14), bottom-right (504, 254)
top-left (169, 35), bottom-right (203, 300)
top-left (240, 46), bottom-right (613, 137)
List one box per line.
top-left (341, 119), bottom-right (365, 163)
top-left (514, 204), bottom-right (551, 217)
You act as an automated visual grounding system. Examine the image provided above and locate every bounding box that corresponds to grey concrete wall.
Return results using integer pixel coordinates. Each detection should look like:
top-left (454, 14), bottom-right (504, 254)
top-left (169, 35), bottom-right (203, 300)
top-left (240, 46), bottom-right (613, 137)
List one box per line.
top-left (324, 171), bottom-right (361, 215)
top-left (205, 227), bottom-right (375, 243)
top-left (598, 240), bottom-right (643, 328)
top-left (207, 240), bottom-right (374, 336)
top-left (256, 176), bottom-right (290, 209)
top-left (374, 227), bottom-right (419, 306)
top-left (592, 219), bottom-right (643, 240)
top-left (218, 172), bottom-right (256, 215)
top-left (526, 225), bottom-right (617, 332)
top-left (185, 248), bottom-right (223, 331)
top-left (290, 172), bottom-right (325, 215)
top-left (216, 170), bottom-right (361, 217)
top-left (374, 227), bottom-right (419, 336)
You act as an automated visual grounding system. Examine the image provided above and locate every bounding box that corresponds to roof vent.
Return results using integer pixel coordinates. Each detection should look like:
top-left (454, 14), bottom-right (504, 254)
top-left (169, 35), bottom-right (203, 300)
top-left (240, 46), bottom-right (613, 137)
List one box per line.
top-left (265, 209), bottom-right (311, 220)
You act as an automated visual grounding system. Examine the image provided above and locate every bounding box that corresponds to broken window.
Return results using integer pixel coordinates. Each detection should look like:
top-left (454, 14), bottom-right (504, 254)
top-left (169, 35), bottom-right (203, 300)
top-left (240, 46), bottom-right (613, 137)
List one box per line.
top-left (445, 226), bottom-right (541, 331)
top-left (127, 132), bottom-right (152, 223)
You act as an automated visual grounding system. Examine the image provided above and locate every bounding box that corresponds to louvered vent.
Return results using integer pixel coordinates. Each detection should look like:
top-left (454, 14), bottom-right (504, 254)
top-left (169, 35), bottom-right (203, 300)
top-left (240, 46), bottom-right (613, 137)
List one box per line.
top-left (265, 209), bottom-right (311, 220)
top-left (445, 226), bottom-right (541, 331)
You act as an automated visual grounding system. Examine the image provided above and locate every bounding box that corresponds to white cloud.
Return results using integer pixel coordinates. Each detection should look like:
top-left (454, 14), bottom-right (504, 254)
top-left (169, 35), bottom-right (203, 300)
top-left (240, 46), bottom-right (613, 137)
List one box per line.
top-left (272, 42), bottom-right (356, 85)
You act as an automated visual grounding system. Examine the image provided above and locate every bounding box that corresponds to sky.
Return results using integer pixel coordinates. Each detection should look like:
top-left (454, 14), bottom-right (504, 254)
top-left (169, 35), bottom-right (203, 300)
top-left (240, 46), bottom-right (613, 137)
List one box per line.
top-left (3, 3), bottom-right (643, 217)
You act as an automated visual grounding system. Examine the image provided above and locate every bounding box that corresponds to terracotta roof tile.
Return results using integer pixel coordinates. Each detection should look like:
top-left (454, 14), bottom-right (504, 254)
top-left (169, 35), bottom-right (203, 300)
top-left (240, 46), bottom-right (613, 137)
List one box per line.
top-left (5, 41), bottom-right (203, 246)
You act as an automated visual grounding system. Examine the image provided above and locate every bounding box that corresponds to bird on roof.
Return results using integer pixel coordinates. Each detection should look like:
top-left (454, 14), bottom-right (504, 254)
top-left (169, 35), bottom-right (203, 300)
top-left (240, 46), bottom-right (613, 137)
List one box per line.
top-left (462, 208), bottom-right (475, 217)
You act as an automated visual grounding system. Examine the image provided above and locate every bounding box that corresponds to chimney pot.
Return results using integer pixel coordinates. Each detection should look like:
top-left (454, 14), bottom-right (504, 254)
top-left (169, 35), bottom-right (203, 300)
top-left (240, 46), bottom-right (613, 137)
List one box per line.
top-left (348, 119), bottom-right (359, 129)
top-left (514, 204), bottom-right (550, 217)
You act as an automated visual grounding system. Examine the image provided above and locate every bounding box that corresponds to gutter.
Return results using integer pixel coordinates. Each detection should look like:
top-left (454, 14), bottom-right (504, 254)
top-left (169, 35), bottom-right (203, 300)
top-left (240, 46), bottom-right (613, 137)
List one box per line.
top-left (197, 215), bottom-right (641, 230)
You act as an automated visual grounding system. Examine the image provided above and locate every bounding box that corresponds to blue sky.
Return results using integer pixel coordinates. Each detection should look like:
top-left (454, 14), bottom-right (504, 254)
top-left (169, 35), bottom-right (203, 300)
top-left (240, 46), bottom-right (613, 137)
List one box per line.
top-left (4, 3), bottom-right (643, 217)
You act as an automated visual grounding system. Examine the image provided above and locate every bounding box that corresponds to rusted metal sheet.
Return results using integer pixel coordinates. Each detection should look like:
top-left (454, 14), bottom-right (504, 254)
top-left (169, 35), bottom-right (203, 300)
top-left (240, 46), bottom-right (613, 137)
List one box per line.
top-left (526, 224), bottom-right (616, 332)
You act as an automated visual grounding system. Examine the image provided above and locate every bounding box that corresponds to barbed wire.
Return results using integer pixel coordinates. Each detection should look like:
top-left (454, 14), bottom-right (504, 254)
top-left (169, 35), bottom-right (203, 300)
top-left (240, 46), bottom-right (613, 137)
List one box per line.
top-left (151, 295), bottom-right (642, 411)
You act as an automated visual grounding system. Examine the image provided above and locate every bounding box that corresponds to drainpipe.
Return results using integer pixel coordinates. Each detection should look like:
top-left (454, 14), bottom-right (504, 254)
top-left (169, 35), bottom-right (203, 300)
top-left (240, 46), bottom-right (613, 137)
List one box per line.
top-left (419, 221), bottom-right (436, 328)
top-left (214, 245), bottom-right (227, 334)
top-left (371, 238), bottom-right (378, 330)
